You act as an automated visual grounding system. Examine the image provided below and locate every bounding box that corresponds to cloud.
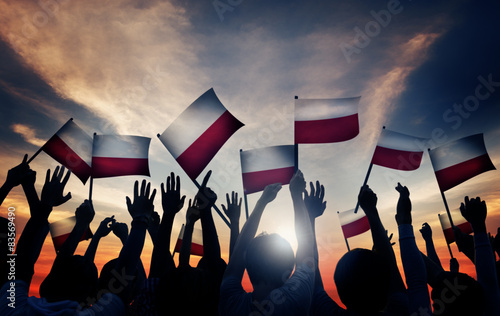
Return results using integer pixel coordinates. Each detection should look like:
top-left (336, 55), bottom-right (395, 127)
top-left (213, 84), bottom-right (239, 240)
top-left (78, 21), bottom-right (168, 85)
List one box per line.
top-left (11, 123), bottom-right (45, 146)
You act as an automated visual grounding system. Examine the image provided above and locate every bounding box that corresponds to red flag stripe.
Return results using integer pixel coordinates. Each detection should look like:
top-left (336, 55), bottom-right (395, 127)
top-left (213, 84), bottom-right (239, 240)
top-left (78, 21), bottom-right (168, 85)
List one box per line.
top-left (442, 222), bottom-right (473, 244)
top-left (174, 239), bottom-right (204, 256)
top-left (434, 154), bottom-right (495, 191)
top-left (51, 228), bottom-right (92, 252)
top-left (294, 114), bottom-right (359, 144)
top-left (341, 216), bottom-right (370, 239)
top-left (91, 157), bottom-right (150, 178)
top-left (242, 166), bottom-right (295, 194)
top-left (42, 135), bottom-right (91, 184)
top-left (371, 146), bottom-right (423, 171)
top-left (176, 110), bottom-right (244, 180)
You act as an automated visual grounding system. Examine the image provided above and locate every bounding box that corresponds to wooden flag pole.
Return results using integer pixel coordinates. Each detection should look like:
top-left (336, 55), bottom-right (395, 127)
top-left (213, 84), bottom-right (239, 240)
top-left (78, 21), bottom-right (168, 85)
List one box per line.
top-left (27, 118), bottom-right (74, 164)
top-left (438, 214), bottom-right (454, 259)
top-left (88, 177), bottom-right (94, 201)
top-left (240, 149), bottom-right (250, 220)
top-left (338, 211), bottom-right (351, 252)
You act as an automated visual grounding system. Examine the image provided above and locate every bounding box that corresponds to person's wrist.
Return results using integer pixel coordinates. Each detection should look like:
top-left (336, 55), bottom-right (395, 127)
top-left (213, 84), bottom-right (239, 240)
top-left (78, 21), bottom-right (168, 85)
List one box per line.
top-left (471, 222), bottom-right (487, 233)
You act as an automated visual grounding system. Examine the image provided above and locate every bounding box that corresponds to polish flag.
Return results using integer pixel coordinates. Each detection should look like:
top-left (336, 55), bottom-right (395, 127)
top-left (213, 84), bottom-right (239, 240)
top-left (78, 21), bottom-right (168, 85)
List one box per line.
top-left (91, 135), bottom-right (151, 178)
top-left (429, 134), bottom-right (495, 192)
top-left (49, 216), bottom-right (93, 253)
top-left (241, 145), bottom-right (295, 194)
top-left (158, 88), bottom-right (244, 180)
top-left (173, 224), bottom-right (204, 256)
top-left (438, 211), bottom-right (473, 244)
top-left (338, 209), bottom-right (370, 239)
top-left (41, 119), bottom-right (92, 184)
top-left (371, 129), bottom-right (426, 171)
top-left (295, 96), bottom-right (360, 144)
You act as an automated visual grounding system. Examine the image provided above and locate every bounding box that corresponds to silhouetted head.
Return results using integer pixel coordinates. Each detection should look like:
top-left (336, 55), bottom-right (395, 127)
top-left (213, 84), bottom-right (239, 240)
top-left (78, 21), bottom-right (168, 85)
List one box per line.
top-left (430, 272), bottom-right (484, 316)
top-left (334, 248), bottom-right (390, 314)
top-left (245, 233), bottom-right (295, 288)
top-left (40, 254), bottom-right (98, 305)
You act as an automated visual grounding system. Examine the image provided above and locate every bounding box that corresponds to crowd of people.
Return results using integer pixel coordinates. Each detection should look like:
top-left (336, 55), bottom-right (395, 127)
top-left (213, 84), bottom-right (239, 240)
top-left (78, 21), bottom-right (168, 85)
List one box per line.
top-left (1, 155), bottom-right (500, 315)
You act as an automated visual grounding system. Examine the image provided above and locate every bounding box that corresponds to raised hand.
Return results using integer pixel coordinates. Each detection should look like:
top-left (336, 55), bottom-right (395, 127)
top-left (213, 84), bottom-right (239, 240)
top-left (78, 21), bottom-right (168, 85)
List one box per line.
top-left (460, 196), bottom-right (487, 233)
top-left (40, 166), bottom-right (71, 208)
top-left (126, 180), bottom-right (156, 223)
top-left (358, 185), bottom-right (377, 214)
top-left (186, 199), bottom-right (201, 225)
top-left (395, 183), bottom-right (411, 226)
top-left (113, 222), bottom-right (129, 244)
top-left (95, 216), bottom-right (116, 238)
top-left (304, 181), bottom-right (326, 219)
top-left (161, 172), bottom-right (186, 218)
top-left (289, 169), bottom-right (306, 197)
top-left (420, 222), bottom-right (432, 241)
top-left (222, 191), bottom-right (242, 223)
top-left (194, 171), bottom-right (217, 210)
top-left (260, 183), bottom-right (282, 204)
top-left (75, 200), bottom-right (95, 225)
top-left (5, 154), bottom-right (32, 188)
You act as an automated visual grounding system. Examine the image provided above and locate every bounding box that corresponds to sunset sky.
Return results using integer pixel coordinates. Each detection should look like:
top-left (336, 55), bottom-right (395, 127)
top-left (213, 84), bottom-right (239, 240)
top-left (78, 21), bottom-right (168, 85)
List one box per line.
top-left (1, 0), bottom-right (500, 302)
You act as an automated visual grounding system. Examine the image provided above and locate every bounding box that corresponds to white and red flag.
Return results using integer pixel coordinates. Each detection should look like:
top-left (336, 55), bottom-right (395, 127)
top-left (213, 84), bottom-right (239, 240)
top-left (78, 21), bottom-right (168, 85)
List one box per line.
top-left (41, 119), bottom-right (92, 184)
top-left (294, 96), bottom-right (360, 144)
top-left (338, 208), bottom-right (370, 239)
top-left (371, 129), bottom-right (426, 171)
top-left (158, 88), bottom-right (244, 180)
top-left (429, 133), bottom-right (495, 192)
top-left (49, 216), bottom-right (93, 253)
top-left (241, 145), bottom-right (295, 194)
top-left (91, 135), bottom-right (151, 178)
top-left (173, 224), bottom-right (204, 256)
top-left (438, 211), bottom-right (473, 244)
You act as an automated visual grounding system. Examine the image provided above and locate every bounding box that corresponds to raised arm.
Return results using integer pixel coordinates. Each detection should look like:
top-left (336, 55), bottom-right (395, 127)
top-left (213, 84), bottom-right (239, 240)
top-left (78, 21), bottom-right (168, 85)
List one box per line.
top-left (358, 185), bottom-right (406, 294)
top-left (460, 196), bottom-right (500, 315)
top-left (0, 154), bottom-right (31, 206)
top-left (113, 180), bottom-right (156, 304)
top-left (58, 199), bottom-right (95, 256)
top-left (395, 183), bottom-right (431, 314)
top-left (222, 191), bottom-right (242, 258)
top-left (223, 183), bottom-right (281, 281)
top-left (179, 199), bottom-right (201, 268)
top-left (419, 222), bottom-right (443, 270)
top-left (84, 216), bottom-right (115, 263)
top-left (15, 166), bottom-right (71, 286)
top-left (149, 172), bottom-right (185, 278)
top-left (196, 171), bottom-right (221, 264)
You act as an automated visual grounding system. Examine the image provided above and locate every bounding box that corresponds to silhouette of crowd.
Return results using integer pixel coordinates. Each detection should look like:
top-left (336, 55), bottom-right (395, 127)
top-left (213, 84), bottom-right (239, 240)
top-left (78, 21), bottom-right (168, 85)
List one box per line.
top-left (1, 155), bottom-right (500, 315)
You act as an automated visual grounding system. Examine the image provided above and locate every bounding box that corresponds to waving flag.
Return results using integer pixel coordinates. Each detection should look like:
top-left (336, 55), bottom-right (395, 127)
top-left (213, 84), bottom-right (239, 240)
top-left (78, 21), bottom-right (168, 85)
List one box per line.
top-left (438, 211), bottom-right (473, 244)
top-left (429, 134), bottom-right (495, 192)
top-left (241, 145), bottom-right (295, 194)
top-left (173, 224), bottom-right (204, 256)
top-left (49, 216), bottom-right (93, 253)
top-left (41, 119), bottom-right (92, 184)
top-left (338, 208), bottom-right (370, 239)
top-left (295, 96), bottom-right (360, 144)
top-left (91, 135), bottom-right (151, 178)
top-left (371, 129), bottom-right (426, 171)
top-left (158, 88), bottom-right (244, 180)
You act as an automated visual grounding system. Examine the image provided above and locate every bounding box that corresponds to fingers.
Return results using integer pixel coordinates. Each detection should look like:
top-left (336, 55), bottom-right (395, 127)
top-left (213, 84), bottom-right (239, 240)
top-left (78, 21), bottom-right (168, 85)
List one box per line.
top-left (62, 168), bottom-right (71, 186)
top-left (126, 196), bottom-right (132, 209)
top-left (61, 192), bottom-right (72, 204)
top-left (175, 174), bottom-right (181, 193)
top-left (200, 170), bottom-right (212, 189)
top-left (22, 154), bottom-right (28, 164)
top-left (150, 188), bottom-right (157, 202)
top-left (161, 182), bottom-right (166, 195)
top-left (226, 193), bottom-right (230, 206)
top-left (309, 182), bottom-right (315, 197)
top-left (133, 181), bottom-right (139, 199)
top-left (45, 169), bottom-right (51, 184)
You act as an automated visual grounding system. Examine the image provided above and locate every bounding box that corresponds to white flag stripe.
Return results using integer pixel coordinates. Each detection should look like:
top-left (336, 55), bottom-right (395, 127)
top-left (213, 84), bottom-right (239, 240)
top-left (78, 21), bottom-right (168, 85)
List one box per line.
top-left (56, 121), bottom-right (93, 165)
top-left (338, 208), bottom-right (367, 225)
top-left (158, 89), bottom-right (226, 158)
top-left (179, 223), bottom-right (203, 245)
top-left (429, 134), bottom-right (489, 171)
top-left (438, 209), bottom-right (469, 230)
top-left (49, 216), bottom-right (76, 237)
top-left (377, 129), bottom-right (427, 152)
top-left (241, 145), bottom-right (295, 173)
top-left (295, 97), bottom-right (360, 121)
top-left (92, 135), bottom-right (150, 158)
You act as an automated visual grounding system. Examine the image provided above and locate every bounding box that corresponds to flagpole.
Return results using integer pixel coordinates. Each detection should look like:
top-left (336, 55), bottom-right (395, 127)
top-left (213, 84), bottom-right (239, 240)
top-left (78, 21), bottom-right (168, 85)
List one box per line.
top-left (294, 96), bottom-right (299, 172)
top-left (88, 177), bottom-right (93, 201)
top-left (438, 214), bottom-right (454, 259)
top-left (240, 149), bottom-right (250, 220)
top-left (353, 163), bottom-right (373, 214)
top-left (338, 211), bottom-right (351, 251)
